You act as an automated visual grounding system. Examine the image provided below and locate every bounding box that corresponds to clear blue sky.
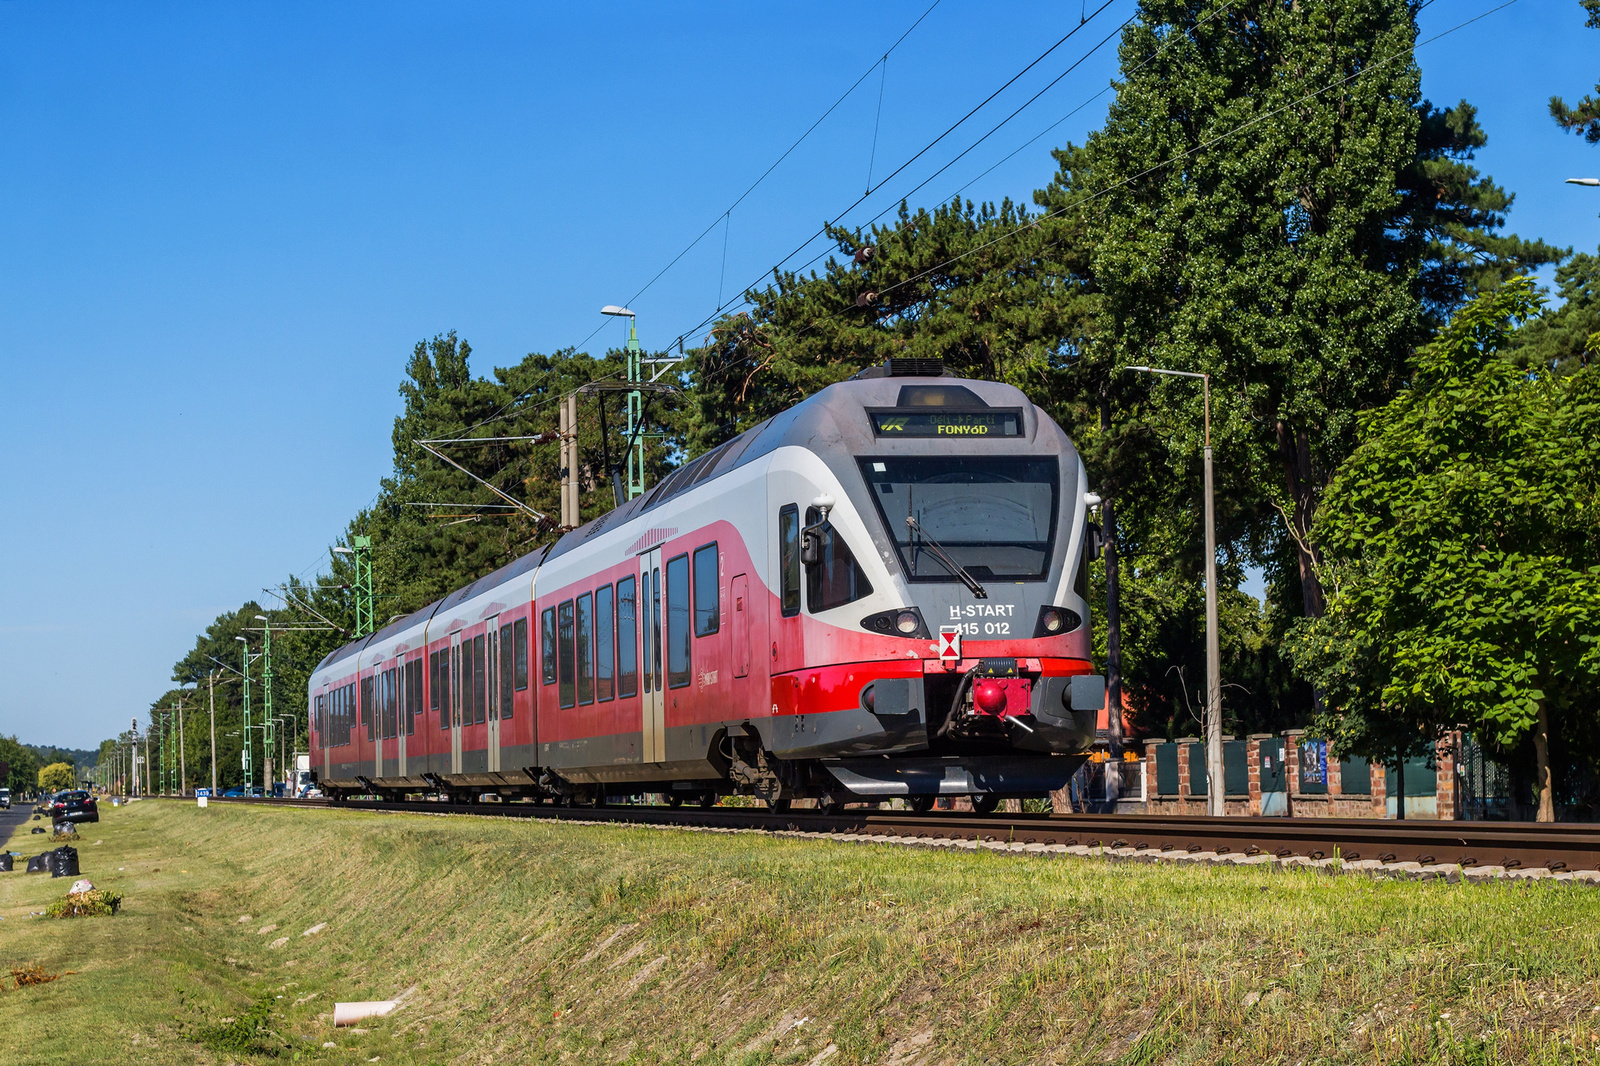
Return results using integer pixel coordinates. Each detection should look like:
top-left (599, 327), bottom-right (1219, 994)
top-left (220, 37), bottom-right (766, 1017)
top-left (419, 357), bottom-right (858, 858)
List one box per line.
top-left (1, 0), bottom-right (1595, 750)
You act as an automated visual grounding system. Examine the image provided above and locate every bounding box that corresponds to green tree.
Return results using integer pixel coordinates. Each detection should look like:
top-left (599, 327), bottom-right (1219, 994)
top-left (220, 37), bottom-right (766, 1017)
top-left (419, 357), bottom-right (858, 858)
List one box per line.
top-left (1038, 0), bottom-right (1562, 639)
top-left (1549, 0), bottom-right (1600, 149)
top-left (1507, 249), bottom-right (1600, 373)
top-left (1287, 280), bottom-right (1600, 821)
top-left (39, 761), bottom-right (75, 791)
top-left (0, 735), bottom-right (41, 796)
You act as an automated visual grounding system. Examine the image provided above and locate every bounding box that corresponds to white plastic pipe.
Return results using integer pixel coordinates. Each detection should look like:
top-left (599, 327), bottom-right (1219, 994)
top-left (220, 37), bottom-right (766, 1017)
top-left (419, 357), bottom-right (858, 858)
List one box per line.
top-left (334, 1001), bottom-right (398, 1027)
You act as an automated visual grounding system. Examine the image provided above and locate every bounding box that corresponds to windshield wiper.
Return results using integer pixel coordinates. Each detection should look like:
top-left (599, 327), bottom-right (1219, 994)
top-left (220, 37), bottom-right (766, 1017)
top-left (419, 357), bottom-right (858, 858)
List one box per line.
top-left (905, 515), bottom-right (988, 599)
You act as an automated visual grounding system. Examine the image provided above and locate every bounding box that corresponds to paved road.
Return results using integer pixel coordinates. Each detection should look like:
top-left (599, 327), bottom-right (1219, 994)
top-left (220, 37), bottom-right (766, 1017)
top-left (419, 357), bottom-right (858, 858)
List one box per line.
top-left (1, 799), bottom-right (43, 851)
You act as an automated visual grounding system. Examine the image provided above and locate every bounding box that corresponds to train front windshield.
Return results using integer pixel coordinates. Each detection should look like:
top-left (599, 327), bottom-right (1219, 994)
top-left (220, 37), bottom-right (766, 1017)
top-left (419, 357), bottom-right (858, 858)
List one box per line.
top-left (859, 456), bottom-right (1059, 581)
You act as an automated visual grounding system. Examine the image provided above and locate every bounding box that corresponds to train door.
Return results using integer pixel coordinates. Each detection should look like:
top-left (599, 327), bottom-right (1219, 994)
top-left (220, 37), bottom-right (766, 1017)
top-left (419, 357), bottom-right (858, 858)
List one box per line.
top-left (397, 660), bottom-right (408, 778)
top-left (449, 631), bottom-right (464, 775)
top-left (640, 547), bottom-right (666, 763)
top-left (486, 616), bottom-right (501, 773)
top-left (320, 684), bottom-right (331, 785)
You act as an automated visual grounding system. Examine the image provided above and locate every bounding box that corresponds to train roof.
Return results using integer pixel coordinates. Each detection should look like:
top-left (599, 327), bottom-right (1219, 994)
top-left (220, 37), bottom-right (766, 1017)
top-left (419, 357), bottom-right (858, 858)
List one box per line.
top-left (313, 368), bottom-right (1052, 676)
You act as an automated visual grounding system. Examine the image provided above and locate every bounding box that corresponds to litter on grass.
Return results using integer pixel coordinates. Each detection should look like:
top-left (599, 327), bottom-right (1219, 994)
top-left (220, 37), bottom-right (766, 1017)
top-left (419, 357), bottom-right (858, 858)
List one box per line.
top-left (45, 887), bottom-right (122, 918)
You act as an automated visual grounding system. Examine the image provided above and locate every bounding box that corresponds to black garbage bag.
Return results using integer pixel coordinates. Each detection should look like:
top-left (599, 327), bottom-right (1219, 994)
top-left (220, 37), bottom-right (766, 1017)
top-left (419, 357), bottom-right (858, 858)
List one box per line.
top-left (0, 853), bottom-right (12, 872)
top-left (26, 853), bottom-right (49, 873)
top-left (49, 846), bottom-right (80, 878)
top-left (30, 826), bottom-right (45, 834)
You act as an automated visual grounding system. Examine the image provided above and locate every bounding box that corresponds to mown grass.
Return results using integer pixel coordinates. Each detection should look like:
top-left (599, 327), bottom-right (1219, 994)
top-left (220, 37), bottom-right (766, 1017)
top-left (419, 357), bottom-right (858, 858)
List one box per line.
top-left (3, 801), bottom-right (1599, 1065)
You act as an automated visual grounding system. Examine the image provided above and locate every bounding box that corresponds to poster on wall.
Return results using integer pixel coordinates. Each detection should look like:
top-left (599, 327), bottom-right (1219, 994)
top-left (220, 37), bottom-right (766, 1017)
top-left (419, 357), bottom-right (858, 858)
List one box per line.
top-left (1299, 740), bottom-right (1328, 786)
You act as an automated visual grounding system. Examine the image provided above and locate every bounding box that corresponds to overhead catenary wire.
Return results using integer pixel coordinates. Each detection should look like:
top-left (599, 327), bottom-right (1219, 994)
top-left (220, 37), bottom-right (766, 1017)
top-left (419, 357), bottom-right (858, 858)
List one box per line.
top-left (674, 0), bottom-right (1523, 403)
top-left (454, 0), bottom-right (1133, 441)
top-left (408, 0), bottom-right (1506, 549)
top-left (565, 0), bottom-right (949, 356)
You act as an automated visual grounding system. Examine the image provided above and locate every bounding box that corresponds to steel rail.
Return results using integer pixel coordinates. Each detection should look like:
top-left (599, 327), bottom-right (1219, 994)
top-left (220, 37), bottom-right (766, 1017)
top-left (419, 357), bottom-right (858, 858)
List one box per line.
top-left (205, 797), bottom-right (1600, 874)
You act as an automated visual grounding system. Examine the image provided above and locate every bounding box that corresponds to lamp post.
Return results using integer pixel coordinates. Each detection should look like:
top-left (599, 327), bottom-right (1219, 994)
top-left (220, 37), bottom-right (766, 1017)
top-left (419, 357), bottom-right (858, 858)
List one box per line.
top-left (236, 635), bottom-right (253, 795)
top-left (333, 538), bottom-right (374, 637)
top-left (177, 687), bottom-right (189, 796)
top-left (255, 615), bottom-right (275, 797)
top-left (1566, 177), bottom-right (1599, 186)
top-left (601, 305), bottom-right (646, 500)
top-left (1127, 365), bottom-right (1224, 816)
top-left (208, 670), bottom-right (218, 795)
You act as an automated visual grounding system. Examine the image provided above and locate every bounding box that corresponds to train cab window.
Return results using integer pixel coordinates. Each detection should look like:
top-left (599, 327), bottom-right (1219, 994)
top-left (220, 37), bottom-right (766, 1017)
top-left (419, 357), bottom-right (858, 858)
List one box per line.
top-left (499, 623), bottom-right (515, 719)
top-left (541, 608), bottom-right (557, 686)
top-left (616, 576), bottom-right (639, 698)
top-left (779, 505), bottom-right (801, 617)
top-left (471, 634), bottom-right (488, 725)
top-left (362, 677), bottom-right (375, 742)
top-left (596, 585), bottom-right (615, 701)
top-left (557, 600), bottom-right (576, 709)
top-left (513, 617), bottom-right (529, 691)
top-left (805, 507), bottom-right (874, 613)
top-left (666, 553), bottom-right (691, 688)
top-left (576, 593), bottom-right (595, 706)
top-left (693, 544), bottom-right (719, 636)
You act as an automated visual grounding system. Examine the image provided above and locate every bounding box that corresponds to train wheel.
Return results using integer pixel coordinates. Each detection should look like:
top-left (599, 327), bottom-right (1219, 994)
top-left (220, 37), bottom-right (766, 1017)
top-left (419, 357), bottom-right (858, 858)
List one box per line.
top-left (909, 795), bottom-right (936, 814)
top-left (765, 794), bottom-right (791, 813)
top-left (666, 794), bottom-right (683, 808)
top-left (971, 794), bottom-right (1001, 815)
top-left (818, 794), bottom-right (845, 815)
top-left (697, 792), bottom-right (716, 810)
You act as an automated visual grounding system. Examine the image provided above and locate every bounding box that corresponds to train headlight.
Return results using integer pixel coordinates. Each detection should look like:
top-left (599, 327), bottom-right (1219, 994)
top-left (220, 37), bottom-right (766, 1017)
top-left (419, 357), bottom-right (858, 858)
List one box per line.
top-left (1032, 606), bottom-right (1083, 638)
top-left (860, 607), bottom-right (929, 639)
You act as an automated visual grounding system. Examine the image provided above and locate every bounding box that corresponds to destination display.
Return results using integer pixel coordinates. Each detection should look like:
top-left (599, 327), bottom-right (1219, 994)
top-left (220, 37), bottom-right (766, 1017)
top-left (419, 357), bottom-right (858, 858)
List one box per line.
top-left (869, 408), bottom-right (1023, 437)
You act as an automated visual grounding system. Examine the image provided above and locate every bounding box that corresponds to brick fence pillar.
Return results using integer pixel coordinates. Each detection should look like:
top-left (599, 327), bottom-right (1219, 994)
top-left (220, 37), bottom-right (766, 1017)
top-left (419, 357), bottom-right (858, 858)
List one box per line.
top-left (1178, 739), bottom-right (1195, 809)
top-left (1436, 731), bottom-right (1460, 821)
top-left (1246, 736), bottom-right (1262, 815)
top-left (1284, 730), bottom-right (1303, 798)
top-left (1370, 761), bottom-right (1388, 817)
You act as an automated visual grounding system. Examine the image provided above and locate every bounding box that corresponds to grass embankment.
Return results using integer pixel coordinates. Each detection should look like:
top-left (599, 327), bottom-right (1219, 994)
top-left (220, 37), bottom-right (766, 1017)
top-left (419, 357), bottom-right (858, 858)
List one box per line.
top-left (2, 802), bottom-right (1599, 1065)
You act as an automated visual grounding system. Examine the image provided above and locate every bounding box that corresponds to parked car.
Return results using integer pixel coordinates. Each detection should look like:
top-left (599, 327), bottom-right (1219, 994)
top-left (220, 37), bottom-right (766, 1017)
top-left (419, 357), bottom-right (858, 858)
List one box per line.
top-left (0, 787), bottom-right (11, 808)
top-left (50, 790), bottom-right (99, 825)
top-left (221, 787), bottom-right (245, 798)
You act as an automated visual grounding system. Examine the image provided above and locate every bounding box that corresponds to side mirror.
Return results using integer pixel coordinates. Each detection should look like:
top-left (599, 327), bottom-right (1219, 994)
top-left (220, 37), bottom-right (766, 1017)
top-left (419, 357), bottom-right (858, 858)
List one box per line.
top-left (801, 528), bottom-right (822, 566)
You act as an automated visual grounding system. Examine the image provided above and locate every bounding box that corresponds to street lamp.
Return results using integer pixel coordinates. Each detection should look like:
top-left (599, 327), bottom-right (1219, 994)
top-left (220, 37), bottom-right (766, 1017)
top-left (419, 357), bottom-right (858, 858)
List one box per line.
top-left (236, 635), bottom-right (254, 794)
top-left (1127, 364), bottom-right (1224, 817)
top-left (255, 614), bottom-right (276, 797)
top-left (1566, 177), bottom-right (1599, 186)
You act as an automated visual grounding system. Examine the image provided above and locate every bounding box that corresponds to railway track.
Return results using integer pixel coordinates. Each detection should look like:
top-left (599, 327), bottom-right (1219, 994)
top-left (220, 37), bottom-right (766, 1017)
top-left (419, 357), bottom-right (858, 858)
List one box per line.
top-left (206, 796), bottom-right (1600, 878)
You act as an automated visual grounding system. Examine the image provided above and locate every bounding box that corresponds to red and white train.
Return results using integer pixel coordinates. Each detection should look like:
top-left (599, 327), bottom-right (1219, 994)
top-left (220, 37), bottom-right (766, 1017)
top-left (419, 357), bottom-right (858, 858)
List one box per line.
top-left (308, 362), bottom-right (1105, 811)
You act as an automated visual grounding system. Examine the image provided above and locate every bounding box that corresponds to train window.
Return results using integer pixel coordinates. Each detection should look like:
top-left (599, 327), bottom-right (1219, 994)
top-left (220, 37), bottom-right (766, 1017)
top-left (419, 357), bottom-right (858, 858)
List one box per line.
top-left (513, 617), bottom-right (529, 691)
top-left (693, 543), bottom-right (719, 636)
top-left (407, 659), bottom-right (422, 736)
top-left (541, 608), bottom-right (557, 686)
top-left (859, 456), bottom-right (1059, 582)
top-left (558, 600), bottom-right (576, 709)
top-left (384, 668), bottom-right (398, 740)
top-left (666, 553), bottom-right (691, 688)
top-left (499, 623), bottom-right (515, 719)
top-left (576, 593), bottom-right (595, 706)
top-left (472, 634), bottom-right (487, 725)
top-left (436, 651), bottom-right (450, 731)
top-left (362, 676), bottom-right (375, 742)
top-left (805, 507), bottom-right (874, 612)
top-left (596, 585), bottom-right (615, 702)
top-left (779, 505), bottom-right (801, 617)
top-left (617, 576), bottom-right (638, 698)
top-left (429, 651), bottom-right (440, 713)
